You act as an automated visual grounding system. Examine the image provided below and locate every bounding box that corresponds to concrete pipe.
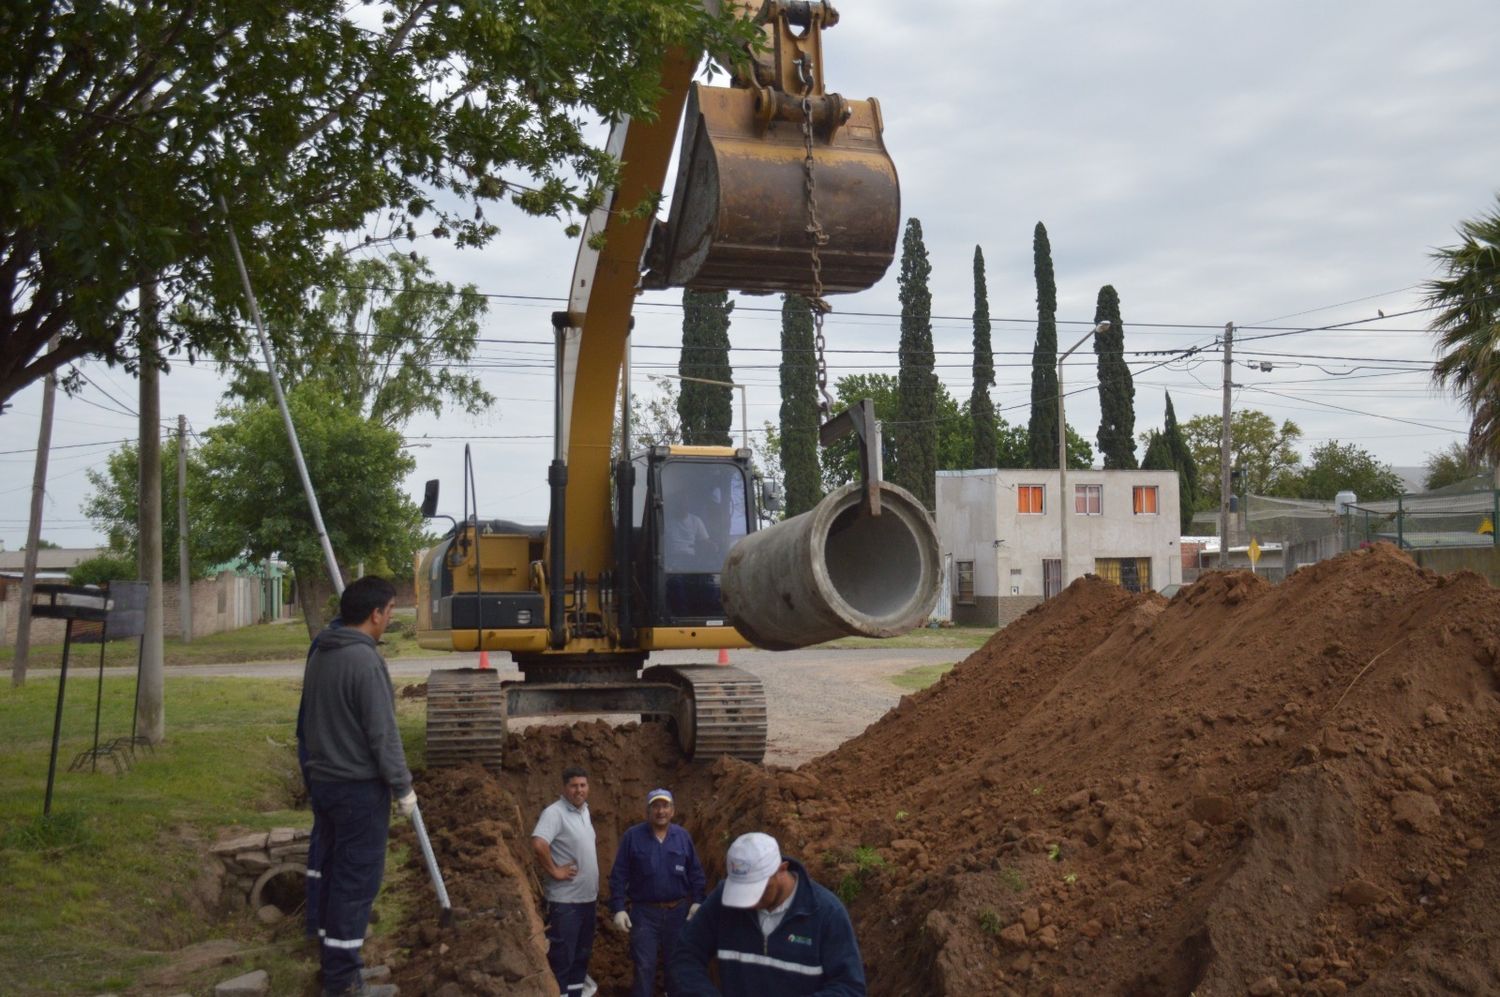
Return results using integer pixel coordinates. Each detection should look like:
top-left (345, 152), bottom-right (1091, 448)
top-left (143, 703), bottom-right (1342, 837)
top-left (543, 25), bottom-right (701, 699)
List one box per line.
top-left (722, 481), bottom-right (940, 650)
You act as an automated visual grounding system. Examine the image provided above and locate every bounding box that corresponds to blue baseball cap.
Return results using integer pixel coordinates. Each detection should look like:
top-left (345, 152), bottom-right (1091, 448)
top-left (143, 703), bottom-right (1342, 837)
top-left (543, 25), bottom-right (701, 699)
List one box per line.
top-left (646, 788), bottom-right (674, 806)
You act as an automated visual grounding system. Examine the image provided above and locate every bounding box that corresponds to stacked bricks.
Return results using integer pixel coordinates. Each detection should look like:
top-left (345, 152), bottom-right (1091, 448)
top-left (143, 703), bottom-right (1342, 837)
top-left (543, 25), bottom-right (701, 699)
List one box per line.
top-left (210, 828), bottom-right (312, 908)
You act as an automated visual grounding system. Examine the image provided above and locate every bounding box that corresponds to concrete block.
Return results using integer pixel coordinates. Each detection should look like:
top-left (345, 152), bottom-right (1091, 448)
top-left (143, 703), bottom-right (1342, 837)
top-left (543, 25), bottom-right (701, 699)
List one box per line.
top-left (211, 832), bottom-right (268, 855)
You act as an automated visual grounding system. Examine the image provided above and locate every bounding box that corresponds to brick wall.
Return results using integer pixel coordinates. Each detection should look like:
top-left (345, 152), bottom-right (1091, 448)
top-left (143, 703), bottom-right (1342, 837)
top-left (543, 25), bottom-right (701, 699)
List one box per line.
top-left (952, 595), bottom-right (1044, 629)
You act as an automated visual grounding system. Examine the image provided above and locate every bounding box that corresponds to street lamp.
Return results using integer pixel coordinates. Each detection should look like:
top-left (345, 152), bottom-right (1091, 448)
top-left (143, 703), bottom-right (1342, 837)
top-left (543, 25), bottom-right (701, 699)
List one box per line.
top-left (1057, 321), bottom-right (1110, 591)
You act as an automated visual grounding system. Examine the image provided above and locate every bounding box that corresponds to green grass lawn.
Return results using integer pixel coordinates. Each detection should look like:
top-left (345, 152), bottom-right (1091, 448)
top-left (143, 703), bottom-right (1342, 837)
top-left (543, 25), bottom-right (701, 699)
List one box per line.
top-left (0, 673), bottom-right (426, 995)
top-left (0, 608), bottom-right (434, 670)
top-left (829, 626), bottom-right (993, 651)
top-left (889, 662), bottom-right (955, 691)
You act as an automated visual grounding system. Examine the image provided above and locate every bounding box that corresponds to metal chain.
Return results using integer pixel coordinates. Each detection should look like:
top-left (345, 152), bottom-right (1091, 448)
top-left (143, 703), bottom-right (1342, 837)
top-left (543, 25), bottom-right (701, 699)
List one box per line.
top-left (799, 57), bottom-right (833, 418)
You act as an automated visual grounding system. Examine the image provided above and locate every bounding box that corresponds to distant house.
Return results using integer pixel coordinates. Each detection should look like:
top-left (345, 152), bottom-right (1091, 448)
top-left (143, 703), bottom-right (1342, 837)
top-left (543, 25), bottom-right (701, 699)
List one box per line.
top-left (0, 549), bottom-right (292, 646)
top-left (0, 547), bottom-right (104, 582)
top-left (0, 548), bottom-right (105, 645)
top-left (936, 469), bottom-right (1182, 628)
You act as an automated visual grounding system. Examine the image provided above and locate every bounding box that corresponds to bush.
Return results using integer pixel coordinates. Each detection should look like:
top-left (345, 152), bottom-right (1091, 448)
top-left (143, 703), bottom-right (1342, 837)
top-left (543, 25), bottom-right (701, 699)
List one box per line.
top-left (69, 553), bottom-right (138, 588)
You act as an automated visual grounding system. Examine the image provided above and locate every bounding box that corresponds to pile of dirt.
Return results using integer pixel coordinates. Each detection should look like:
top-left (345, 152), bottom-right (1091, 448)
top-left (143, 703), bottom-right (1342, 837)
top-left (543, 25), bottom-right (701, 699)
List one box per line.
top-left (391, 544), bottom-right (1500, 995)
top-left (688, 544), bottom-right (1500, 995)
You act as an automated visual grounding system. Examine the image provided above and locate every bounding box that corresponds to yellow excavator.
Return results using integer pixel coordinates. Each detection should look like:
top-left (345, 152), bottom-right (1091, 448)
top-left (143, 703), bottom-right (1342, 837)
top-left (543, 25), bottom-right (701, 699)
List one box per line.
top-left (413, 0), bottom-right (939, 767)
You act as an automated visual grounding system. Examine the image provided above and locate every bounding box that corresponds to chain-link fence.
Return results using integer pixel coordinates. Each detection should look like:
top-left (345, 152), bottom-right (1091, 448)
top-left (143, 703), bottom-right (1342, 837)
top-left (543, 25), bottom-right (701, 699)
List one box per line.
top-left (1346, 488), bottom-right (1500, 550)
top-left (1232, 488), bottom-right (1500, 574)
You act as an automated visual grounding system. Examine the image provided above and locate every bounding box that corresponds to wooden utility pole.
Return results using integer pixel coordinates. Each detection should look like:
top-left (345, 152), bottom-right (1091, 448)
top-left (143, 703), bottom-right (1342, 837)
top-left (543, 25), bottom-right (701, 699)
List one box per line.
top-left (137, 282), bottom-right (165, 743)
top-left (12, 336), bottom-right (61, 688)
top-left (1218, 322), bottom-right (1234, 568)
top-left (177, 414), bottom-right (192, 643)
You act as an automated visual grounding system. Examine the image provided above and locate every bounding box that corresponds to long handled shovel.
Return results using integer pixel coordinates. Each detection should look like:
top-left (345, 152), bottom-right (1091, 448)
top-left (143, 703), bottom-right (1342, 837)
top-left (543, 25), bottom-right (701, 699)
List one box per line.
top-left (410, 804), bottom-right (454, 927)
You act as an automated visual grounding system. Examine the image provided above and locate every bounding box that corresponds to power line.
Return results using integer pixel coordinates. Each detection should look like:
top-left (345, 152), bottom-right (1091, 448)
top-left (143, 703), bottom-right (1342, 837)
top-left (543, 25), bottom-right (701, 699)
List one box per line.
top-left (1238, 384), bottom-right (1466, 435)
top-left (73, 368), bottom-right (139, 418)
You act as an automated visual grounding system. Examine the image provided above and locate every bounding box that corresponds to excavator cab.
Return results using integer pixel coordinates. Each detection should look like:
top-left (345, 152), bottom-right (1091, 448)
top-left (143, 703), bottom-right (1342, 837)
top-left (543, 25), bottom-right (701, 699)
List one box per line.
top-left (627, 448), bottom-right (756, 627)
top-left (642, 0), bottom-right (899, 296)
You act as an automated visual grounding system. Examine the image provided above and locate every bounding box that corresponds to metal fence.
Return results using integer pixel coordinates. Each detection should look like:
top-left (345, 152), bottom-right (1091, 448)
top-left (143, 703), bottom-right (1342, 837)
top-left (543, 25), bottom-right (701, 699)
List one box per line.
top-left (1235, 488), bottom-right (1500, 575)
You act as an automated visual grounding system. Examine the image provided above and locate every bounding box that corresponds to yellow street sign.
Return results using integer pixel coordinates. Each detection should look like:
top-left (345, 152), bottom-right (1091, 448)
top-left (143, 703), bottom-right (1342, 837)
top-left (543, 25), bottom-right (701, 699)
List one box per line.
top-left (1480, 517), bottom-right (1493, 535)
top-left (1248, 538), bottom-right (1262, 565)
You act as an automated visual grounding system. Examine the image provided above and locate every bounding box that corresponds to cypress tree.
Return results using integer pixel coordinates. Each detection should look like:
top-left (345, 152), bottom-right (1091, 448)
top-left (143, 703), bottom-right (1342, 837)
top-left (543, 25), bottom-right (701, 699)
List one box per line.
top-left (893, 218), bottom-right (937, 507)
top-left (1093, 284), bottom-right (1137, 468)
top-left (970, 246), bottom-right (997, 468)
top-left (1027, 222), bottom-right (1059, 468)
top-left (677, 289), bottom-right (734, 445)
top-left (779, 293), bottom-right (823, 516)
top-left (1141, 430), bottom-right (1172, 472)
top-left (1163, 392), bottom-right (1198, 532)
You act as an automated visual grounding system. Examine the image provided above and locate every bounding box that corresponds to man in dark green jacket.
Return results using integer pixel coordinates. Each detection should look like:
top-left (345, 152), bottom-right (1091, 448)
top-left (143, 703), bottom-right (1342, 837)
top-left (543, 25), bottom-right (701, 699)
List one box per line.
top-left (301, 576), bottom-right (414, 997)
top-left (671, 831), bottom-right (866, 996)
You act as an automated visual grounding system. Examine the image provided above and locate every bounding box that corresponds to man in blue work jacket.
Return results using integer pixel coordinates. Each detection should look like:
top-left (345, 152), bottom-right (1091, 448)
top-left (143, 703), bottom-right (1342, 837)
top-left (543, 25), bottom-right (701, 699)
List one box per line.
top-left (671, 831), bottom-right (866, 997)
top-left (608, 788), bottom-right (707, 996)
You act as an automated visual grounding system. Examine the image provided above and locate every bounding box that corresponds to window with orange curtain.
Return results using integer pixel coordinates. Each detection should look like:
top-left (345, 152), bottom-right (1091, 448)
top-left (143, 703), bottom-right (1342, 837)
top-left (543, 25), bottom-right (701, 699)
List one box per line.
top-left (1017, 485), bottom-right (1045, 514)
top-left (1132, 485), bottom-right (1159, 514)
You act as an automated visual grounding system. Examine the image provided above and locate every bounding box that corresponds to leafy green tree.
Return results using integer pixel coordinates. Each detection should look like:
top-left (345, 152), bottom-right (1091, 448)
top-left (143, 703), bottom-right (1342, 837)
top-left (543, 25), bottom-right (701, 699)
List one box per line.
top-left (618, 375), bottom-right (682, 450)
top-left (893, 219), bottom-right (937, 507)
top-left (223, 253), bottom-right (491, 427)
top-left (1428, 197), bottom-right (1500, 470)
top-left (191, 384), bottom-right (422, 636)
top-left (1182, 409), bottom-right (1303, 504)
top-left (0, 0), bottom-right (756, 405)
top-left (778, 294), bottom-right (822, 516)
top-left (1092, 285), bottom-right (1136, 469)
top-left (1423, 442), bottom-right (1487, 491)
top-left (677, 290), bottom-right (735, 445)
top-left (753, 421), bottom-right (784, 521)
top-left (69, 553), bottom-right (139, 588)
top-left (82, 438), bottom-right (215, 581)
top-left (1274, 441), bottom-right (1404, 502)
top-left (970, 246), bottom-right (998, 468)
top-left (1027, 222), bottom-right (1061, 468)
top-left (822, 374), bottom-right (1073, 490)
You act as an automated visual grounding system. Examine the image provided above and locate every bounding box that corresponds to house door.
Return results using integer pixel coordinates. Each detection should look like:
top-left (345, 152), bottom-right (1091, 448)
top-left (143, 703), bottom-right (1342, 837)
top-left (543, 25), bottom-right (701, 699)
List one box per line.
top-left (1043, 559), bottom-right (1061, 599)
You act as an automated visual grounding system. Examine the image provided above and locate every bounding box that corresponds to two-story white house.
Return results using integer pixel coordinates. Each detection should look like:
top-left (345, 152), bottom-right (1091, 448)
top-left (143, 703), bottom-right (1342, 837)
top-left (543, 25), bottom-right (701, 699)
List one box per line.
top-left (936, 468), bottom-right (1182, 627)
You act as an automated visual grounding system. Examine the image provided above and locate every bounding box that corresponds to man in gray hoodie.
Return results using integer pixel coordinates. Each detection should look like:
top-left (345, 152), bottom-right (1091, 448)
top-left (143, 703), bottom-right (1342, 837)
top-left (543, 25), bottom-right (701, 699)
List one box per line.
top-left (301, 575), bottom-right (414, 997)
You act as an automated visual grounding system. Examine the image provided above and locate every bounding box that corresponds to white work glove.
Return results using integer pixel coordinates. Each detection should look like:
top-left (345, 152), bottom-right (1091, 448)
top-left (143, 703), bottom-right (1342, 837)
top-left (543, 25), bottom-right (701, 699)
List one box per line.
top-left (613, 910), bottom-right (632, 933)
top-left (396, 790), bottom-right (418, 818)
top-left (688, 903), bottom-right (701, 920)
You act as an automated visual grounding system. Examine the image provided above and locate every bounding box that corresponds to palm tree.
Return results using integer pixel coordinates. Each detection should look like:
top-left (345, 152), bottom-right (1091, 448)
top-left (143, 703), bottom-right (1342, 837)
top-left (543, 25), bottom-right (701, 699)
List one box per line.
top-left (1429, 196), bottom-right (1500, 480)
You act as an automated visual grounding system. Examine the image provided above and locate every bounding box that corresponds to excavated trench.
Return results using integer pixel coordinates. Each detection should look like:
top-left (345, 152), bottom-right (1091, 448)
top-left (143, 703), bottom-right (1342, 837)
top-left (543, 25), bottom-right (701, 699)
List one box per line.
top-left (389, 545), bottom-right (1500, 996)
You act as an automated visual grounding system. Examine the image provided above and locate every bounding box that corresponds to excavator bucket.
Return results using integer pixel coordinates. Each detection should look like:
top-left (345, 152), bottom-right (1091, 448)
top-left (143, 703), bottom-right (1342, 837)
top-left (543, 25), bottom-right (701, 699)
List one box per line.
top-left (643, 82), bottom-right (900, 296)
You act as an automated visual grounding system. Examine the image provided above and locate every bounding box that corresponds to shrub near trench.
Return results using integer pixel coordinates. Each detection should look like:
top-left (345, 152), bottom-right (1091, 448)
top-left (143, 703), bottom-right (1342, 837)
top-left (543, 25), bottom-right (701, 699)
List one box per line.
top-left (0, 674), bottom-right (422, 996)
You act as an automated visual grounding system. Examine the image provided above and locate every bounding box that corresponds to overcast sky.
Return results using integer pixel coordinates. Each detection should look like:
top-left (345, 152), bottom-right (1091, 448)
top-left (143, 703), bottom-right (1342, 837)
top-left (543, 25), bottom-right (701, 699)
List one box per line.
top-left (3, 0), bottom-right (1499, 551)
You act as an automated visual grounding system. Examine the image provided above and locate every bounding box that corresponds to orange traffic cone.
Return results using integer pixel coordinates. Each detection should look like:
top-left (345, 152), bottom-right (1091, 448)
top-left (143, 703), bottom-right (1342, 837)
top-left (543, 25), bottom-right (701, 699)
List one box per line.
top-left (716, 647), bottom-right (729, 666)
top-left (478, 649), bottom-right (491, 670)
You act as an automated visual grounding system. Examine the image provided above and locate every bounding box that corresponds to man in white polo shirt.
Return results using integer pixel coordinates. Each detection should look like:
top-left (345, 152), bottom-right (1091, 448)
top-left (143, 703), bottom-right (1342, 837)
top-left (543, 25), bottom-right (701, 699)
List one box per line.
top-left (531, 766), bottom-right (600, 997)
top-left (671, 831), bottom-right (866, 996)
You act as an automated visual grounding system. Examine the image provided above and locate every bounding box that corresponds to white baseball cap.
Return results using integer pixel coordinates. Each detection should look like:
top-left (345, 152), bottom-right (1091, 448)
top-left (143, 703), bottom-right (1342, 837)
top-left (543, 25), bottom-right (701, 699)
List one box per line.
top-left (722, 832), bottom-right (782, 908)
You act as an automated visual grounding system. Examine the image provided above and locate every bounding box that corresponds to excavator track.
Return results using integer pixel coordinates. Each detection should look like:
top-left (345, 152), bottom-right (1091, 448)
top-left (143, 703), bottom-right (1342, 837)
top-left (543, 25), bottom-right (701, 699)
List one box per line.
top-left (425, 668), bottom-right (505, 769)
top-left (643, 664), bottom-right (768, 763)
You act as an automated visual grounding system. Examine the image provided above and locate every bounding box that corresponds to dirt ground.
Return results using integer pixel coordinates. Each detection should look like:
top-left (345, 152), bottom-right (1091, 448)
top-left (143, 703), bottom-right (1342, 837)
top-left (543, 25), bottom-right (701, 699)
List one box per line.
top-left (387, 543), bottom-right (1500, 996)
